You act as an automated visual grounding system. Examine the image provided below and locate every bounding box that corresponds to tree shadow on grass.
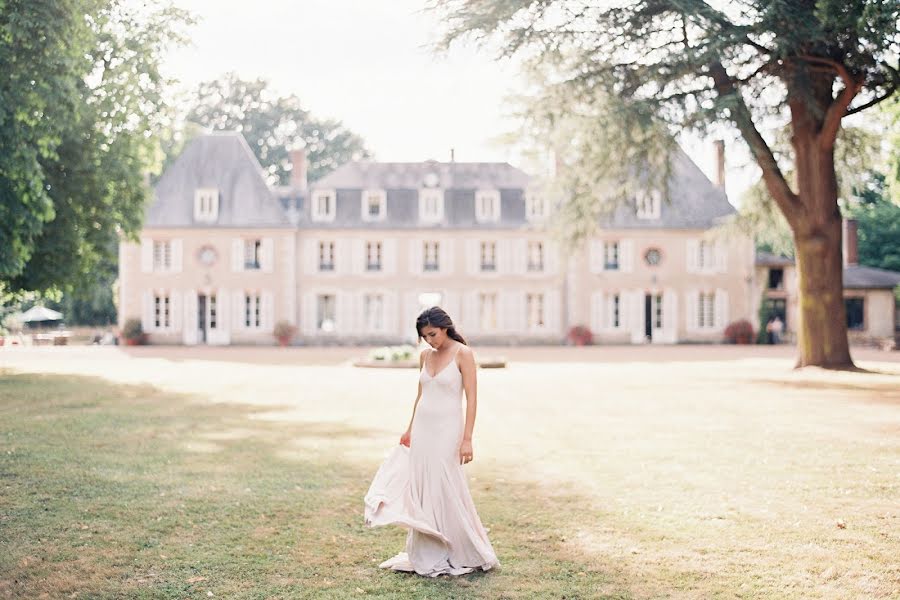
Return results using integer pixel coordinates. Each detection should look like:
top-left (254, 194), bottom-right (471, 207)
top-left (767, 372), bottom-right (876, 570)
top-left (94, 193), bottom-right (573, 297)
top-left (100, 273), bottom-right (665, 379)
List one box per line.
top-left (1, 372), bottom-right (715, 600)
top-left (756, 376), bottom-right (900, 406)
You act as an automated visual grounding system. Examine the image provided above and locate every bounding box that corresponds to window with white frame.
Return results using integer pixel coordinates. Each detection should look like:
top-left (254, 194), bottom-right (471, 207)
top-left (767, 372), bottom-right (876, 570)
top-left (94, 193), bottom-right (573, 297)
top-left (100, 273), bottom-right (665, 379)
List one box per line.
top-left (424, 241), bottom-right (440, 272)
top-left (194, 188), bottom-right (219, 223)
top-left (207, 294), bottom-right (218, 330)
top-left (608, 293), bottom-right (621, 328)
top-left (698, 240), bottom-right (715, 270)
top-left (319, 241), bottom-right (335, 271)
top-left (366, 242), bottom-right (382, 271)
top-left (317, 294), bottom-right (336, 332)
top-left (153, 292), bottom-right (171, 329)
top-left (419, 189), bottom-right (444, 222)
top-left (475, 190), bottom-right (501, 222)
top-left (244, 292), bottom-right (262, 328)
top-left (636, 189), bottom-right (661, 219)
top-left (526, 293), bottom-right (545, 329)
top-left (480, 242), bottom-right (496, 271)
top-left (362, 189), bottom-right (386, 221)
top-left (604, 241), bottom-right (619, 270)
top-left (652, 293), bottom-right (663, 329)
top-left (243, 239), bottom-right (261, 270)
top-left (525, 190), bottom-right (547, 221)
top-left (363, 293), bottom-right (384, 331)
top-left (153, 240), bottom-right (172, 271)
top-left (527, 241), bottom-right (544, 272)
top-left (312, 189), bottom-right (336, 221)
top-left (479, 293), bottom-right (497, 331)
top-left (698, 292), bottom-right (715, 328)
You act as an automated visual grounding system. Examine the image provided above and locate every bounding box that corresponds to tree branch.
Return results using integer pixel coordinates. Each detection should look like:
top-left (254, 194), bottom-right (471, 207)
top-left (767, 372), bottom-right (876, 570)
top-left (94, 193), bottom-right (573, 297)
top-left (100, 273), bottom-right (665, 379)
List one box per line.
top-left (845, 85), bottom-right (898, 116)
top-left (708, 61), bottom-right (801, 221)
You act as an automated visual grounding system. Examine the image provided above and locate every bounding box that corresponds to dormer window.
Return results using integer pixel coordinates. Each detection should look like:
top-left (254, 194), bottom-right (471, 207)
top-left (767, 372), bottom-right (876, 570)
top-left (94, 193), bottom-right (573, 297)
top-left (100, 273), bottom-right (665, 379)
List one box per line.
top-left (361, 189), bottom-right (386, 221)
top-left (636, 189), bottom-right (662, 219)
top-left (525, 189), bottom-right (547, 221)
top-left (194, 188), bottom-right (219, 223)
top-left (419, 189), bottom-right (444, 222)
top-left (312, 189), bottom-right (336, 222)
top-left (475, 190), bottom-right (501, 222)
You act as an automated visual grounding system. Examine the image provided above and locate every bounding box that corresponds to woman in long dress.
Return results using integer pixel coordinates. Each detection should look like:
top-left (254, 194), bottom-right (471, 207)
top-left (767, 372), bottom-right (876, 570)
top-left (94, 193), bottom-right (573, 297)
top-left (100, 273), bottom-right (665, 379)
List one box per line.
top-left (364, 306), bottom-right (499, 577)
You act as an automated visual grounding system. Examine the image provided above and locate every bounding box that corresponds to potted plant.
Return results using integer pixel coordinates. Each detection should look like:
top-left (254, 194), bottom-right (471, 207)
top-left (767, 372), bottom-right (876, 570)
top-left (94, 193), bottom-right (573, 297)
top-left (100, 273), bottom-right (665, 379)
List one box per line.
top-left (274, 320), bottom-right (297, 347)
top-left (724, 319), bottom-right (755, 344)
top-left (566, 325), bottom-right (594, 346)
top-left (121, 318), bottom-right (146, 346)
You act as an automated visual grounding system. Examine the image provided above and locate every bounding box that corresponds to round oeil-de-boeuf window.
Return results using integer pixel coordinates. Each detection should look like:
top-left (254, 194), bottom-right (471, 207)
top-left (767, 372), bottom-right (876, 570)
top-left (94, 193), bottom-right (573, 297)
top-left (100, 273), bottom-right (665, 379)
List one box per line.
top-left (645, 248), bottom-right (662, 266)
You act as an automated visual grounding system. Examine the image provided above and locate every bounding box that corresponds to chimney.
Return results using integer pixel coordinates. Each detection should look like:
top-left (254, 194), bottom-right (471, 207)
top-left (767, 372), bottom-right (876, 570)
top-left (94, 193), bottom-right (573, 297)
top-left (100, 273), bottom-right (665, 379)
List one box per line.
top-left (713, 139), bottom-right (725, 188)
top-left (289, 148), bottom-right (307, 191)
top-left (842, 218), bottom-right (858, 267)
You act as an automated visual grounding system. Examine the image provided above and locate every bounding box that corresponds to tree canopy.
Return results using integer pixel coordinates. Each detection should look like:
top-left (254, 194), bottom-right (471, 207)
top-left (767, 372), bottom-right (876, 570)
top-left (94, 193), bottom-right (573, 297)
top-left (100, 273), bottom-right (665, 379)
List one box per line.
top-left (184, 73), bottom-right (372, 185)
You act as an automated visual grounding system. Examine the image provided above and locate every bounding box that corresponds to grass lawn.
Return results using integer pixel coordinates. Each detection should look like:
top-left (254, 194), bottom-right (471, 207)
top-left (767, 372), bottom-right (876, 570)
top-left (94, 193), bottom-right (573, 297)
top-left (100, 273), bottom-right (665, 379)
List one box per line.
top-left (1, 350), bottom-right (899, 599)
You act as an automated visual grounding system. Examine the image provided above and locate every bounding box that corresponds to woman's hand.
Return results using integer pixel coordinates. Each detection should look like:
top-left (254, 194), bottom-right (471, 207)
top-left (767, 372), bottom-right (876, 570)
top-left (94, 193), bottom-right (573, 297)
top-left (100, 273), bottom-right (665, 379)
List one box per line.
top-left (459, 439), bottom-right (473, 464)
top-left (399, 428), bottom-right (411, 447)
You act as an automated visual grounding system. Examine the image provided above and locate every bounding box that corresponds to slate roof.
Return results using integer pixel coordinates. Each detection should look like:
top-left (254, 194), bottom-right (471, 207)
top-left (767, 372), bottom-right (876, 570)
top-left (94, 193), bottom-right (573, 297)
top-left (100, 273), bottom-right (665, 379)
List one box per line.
top-left (147, 132), bottom-right (292, 228)
top-left (843, 265), bottom-right (900, 289)
top-left (756, 251), bottom-right (795, 267)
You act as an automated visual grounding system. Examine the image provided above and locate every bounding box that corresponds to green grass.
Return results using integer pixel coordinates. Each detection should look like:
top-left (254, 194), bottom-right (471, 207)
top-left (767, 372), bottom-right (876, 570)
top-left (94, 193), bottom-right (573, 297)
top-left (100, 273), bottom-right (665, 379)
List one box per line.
top-left (0, 372), bottom-right (625, 599)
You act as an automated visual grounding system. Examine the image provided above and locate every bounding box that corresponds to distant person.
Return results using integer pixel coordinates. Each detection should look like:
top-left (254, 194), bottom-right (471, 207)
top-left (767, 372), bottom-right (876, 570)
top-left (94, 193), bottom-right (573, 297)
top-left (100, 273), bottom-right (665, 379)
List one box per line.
top-left (364, 306), bottom-right (498, 577)
top-left (771, 315), bottom-right (784, 344)
top-left (765, 317), bottom-right (775, 344)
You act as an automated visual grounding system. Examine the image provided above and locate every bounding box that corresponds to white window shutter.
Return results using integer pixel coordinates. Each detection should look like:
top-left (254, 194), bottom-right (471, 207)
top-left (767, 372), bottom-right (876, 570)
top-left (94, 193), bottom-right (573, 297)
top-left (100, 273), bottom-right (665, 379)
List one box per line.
top-left (590, 292), bottom-right (603, 333)
top-left (141, 291), bottom-right (154, 332)
top-left (589, 239), bottom-right (603, 274)
top-left (663, 288), bottom-right (677, 340)
top-left (232, 291), bottom-right (245, 331)
top-left (171, 240), bottom-right (183, 273)
top-left (606, 293), bottom-right (617, 330)
top-left (620, 239), bottom-right (634, 273)
top-left (686, 290), bottom-right (699, 333)
top-left (141, 239), bottom-right (153, 273)
top-left (546, 290), bottom-right (561, 333)
top-left (383, 239), bottom-right (397, 275)
top-left (715, 240), bottom-right (727, 273)
top-left (232, 239), bottom-right (243, 272)
top-left (497, 239), bottom-right (512, 274)
top-left (261, 290), bottom-right (274, 333)
top-left (443, 290), bottom-right (461, 326)
top-left (686, 239), bottom-right (699, 273)
top-left (514, 239), bottom-right (528, 274)
top-left (261, 238), bottom-right (275, 273)
top-left (629, 290), bottom-right (646, 343)
top-left (402, 292), bottom-right (421, 342)
top-left (715, 288), bottom-right (729, 330)
top-left (461, 291), bottom-right (479, 334)
top-left (383, 291), bottom-right (399, 336)
top-left (216, 290), bottom-right (230, 334)
top-left (545, 240), bottom-right (560, 275)
top-left (302, 292), bottom-right (317, 335)
top-left (183, 290), bottom-right (198, 345)
top-left (409, 239), bottom-right (422, 275)
top-left (337, 238), bottom-right (352, 274)
top-left (466, 239), bottom-right (479, 275)
top-left (304, 239), bottom-right (318, 274)
top-left (440, 239), bottom-right (454, 274)
top-left (170, 291), bottom-right (182, 332)
top-left (351, 239), bottom-right (365, 275)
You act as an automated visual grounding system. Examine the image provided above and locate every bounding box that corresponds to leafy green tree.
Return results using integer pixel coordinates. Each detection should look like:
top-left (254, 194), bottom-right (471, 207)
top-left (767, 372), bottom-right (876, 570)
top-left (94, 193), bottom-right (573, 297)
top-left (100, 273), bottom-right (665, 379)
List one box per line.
top-left (185, 73), bottom-right (372, 185)
top-left (0, 1), bottom-right (192, 299)
top-left (435, 0), bottom-right (900, 368)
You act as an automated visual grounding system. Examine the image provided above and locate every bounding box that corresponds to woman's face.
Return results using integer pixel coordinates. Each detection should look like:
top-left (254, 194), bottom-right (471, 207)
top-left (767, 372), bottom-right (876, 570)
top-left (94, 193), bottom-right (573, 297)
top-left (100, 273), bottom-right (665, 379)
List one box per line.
top-left (420, 325), bottom-right (448, 349)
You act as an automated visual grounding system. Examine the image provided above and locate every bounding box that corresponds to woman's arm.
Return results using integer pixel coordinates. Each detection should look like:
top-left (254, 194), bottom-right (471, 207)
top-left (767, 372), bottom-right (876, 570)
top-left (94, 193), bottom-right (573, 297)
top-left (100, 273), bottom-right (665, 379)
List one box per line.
top-left (400, 349), bottom-right (428, 446)
top-left (458, 346), bottom-right (477, 464)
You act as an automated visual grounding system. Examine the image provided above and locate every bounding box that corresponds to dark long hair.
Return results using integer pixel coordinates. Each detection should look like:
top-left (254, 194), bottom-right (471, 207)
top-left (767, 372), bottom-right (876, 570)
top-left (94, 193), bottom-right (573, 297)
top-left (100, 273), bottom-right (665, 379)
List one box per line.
top-left (415, 306), bottom-right (467, 345)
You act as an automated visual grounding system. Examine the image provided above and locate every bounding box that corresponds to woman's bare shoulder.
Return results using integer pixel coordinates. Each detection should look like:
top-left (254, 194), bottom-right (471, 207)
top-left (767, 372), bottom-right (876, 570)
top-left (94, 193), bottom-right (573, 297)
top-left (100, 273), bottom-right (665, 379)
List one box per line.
top-left (456, 344), bottom-right (475, 361)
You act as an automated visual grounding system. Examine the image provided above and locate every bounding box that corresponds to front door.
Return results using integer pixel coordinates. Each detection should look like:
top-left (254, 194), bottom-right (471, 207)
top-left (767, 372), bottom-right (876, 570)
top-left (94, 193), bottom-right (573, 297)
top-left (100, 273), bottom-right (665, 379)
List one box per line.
top-left (644, 293), bottom-right (663, 342)
top-left (197, 294), bottom-right (208, 344)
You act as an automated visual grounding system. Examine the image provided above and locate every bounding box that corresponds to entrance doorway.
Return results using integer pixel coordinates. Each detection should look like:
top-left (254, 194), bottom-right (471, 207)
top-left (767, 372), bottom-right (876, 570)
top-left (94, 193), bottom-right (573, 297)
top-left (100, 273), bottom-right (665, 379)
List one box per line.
top-left (197, 292), bottom-right (217, 344)
top-left (644, 293), bottom-right (662, 341)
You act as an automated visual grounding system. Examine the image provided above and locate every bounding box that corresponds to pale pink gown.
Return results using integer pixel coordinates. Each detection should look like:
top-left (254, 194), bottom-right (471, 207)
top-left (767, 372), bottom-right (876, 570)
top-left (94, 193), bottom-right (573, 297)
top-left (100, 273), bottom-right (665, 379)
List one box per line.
top-left (364, 347), bottom-right (499, 576)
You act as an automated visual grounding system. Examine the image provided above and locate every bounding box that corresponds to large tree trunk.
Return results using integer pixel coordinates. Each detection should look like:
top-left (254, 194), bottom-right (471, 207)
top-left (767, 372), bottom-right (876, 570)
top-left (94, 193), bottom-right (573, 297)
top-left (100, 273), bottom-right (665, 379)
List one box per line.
top-left (789, 121), bottom-right (854, 369)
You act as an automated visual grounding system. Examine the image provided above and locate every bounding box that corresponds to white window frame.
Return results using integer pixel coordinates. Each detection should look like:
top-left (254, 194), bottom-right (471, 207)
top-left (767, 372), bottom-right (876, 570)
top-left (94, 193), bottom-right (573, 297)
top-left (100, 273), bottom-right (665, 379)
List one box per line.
top-left (318, 241), bottom-right (336, 272)
top-left (311, 189), bottom-right (336, 222)
top-left (698, 291), bottom-right (716, 329)
top-left (361, 189), bottom-right (387, 222)
top-left (194, 188), bottom-right (219, 223)
top-left (609, 293), bottom-right (621, 329)
top-left (423, 241), bottom-right (440, 272)
top-left (527, 241), bottom-right (544, 272)
top-left (475, 189), bottom-right (501, 222)
top-left (479, 292), bottom-right (498, 331)
top-left (153, 240), bottom-right (172, 271)
top-left (244, 292), bottom-right (262, 329)
top-left (243, 239), bottom-right (262, 270)
top-left (604, 241), bottom-right (620, 271)
top-left (698, 240), bottom-right (715, 271)
top-left (636, 189), bottom-right (662, 220)
top-left (153, 291), bottom-right (172, 330)
top-left (526, 292), bottom-right (545, 330)
top-left (525, 189), bottom-right (547, 222)
top-left (316, 294), bottom-right (337, 332)
top-left (480, 241), bottom-right (497, 272)
top-left (363, 293), bottom-right (385, 333)
top-left (419, 188), bottom-right (444, 222)
top-left (366, 241), bottom-right (383, 272)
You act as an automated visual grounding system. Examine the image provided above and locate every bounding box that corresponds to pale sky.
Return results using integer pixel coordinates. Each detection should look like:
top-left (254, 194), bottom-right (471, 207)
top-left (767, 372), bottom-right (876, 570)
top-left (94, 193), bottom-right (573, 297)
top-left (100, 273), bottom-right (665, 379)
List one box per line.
top-left (161, 0), bottom-right (755, 202)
